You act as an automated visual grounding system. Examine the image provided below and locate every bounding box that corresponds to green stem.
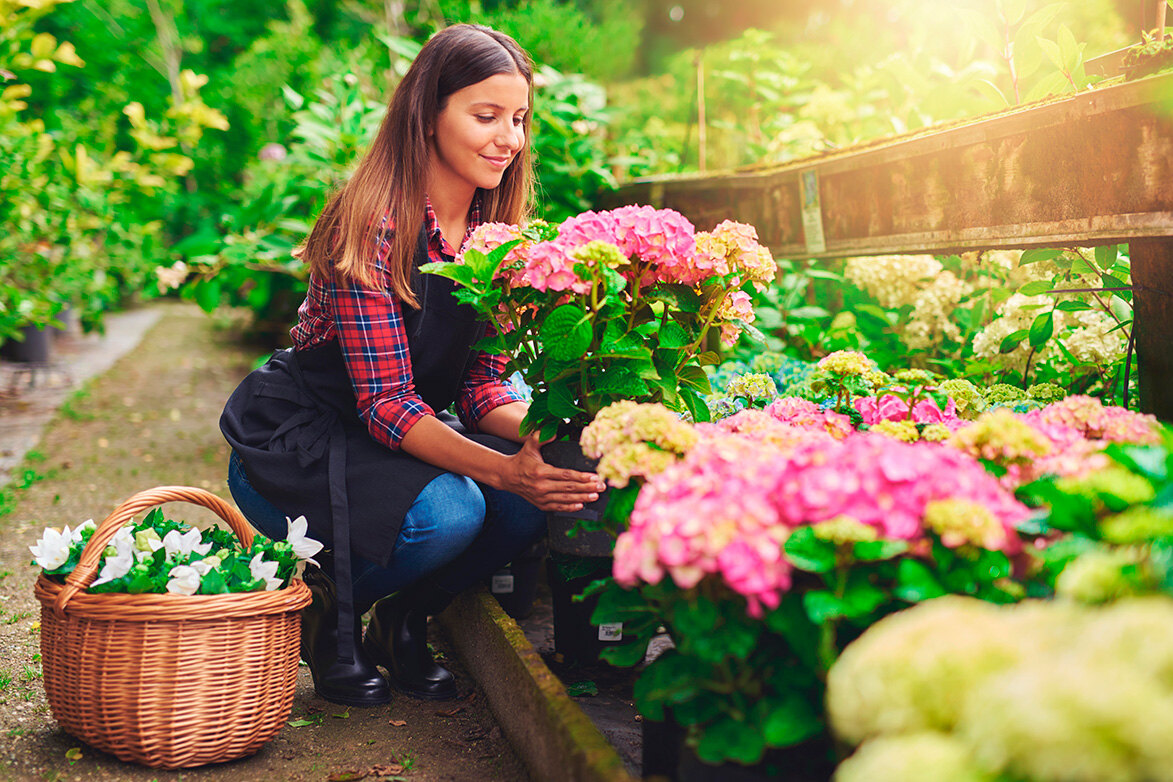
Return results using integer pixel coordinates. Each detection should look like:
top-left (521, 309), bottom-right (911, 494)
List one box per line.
top-left (684, 286), bottom-right (731, 355)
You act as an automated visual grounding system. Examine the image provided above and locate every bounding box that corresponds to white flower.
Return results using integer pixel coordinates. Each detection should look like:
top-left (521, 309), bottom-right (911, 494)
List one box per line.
top-left (249, 553), bottom-right (283, 591)
top-left (190, 555), bottom-right (222, 577)
top-left (70, 519), bottom-right (96, 541)
top-left (166, 564), bottom-right (201, 595)
top-left (154, 260), bottom-right (188, 292)
top-left (159, 527), bottom-right (213, 559)
top-left (285, 516), bottom-right (323, 565)
top-left (30, 526), bottom-right (73, 571)
top-left (92, 527), bottom-right (135, 586)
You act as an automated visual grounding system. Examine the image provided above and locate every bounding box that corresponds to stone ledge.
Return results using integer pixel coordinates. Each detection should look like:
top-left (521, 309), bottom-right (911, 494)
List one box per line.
top-left (437, 588), bottom-right (637, 782)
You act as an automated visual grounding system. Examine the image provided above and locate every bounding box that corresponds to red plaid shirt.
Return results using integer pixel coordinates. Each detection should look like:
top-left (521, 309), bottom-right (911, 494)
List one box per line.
top-left (290, 198), bottom-right (523, 450)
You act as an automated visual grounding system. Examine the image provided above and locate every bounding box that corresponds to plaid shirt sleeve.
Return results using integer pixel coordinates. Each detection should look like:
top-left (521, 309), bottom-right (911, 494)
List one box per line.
top-left (327, 272), bottom-right (434, 452)
top-left (455, 323), bottom-right (526, 431)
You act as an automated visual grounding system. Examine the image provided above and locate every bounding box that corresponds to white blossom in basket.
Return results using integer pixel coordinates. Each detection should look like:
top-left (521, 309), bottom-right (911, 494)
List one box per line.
top-left (166, 564), bottom-right (202, 595)
top-left (249, 553), bottom-right (283, 591)
top-left (30, 526), bottom-right (73, 571)
top-left (156, 527), bottom-right (213, 559)
top-left (70, 519), bottom-right (96, 542)
top-left (191, 554), bottom-right (222, 577)
top-left (286, 516), bottom-right (324, 565)
top-left (92, 527), bottom-right (135, 586)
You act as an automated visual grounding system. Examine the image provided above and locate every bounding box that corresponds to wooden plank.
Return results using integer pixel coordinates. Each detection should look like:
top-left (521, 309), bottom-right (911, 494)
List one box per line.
top-left (605, 72), bottom-right (1173, 259)
top-left (1131, 239), bottom-right (1173, 422)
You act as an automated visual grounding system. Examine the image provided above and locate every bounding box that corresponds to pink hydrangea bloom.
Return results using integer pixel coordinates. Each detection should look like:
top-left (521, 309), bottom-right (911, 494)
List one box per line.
top-left (458, 221), bottom-right (530, 286)
top-left (764, 397), bottom-right (854, 440)
top-left (1022, 396), bottom-right (1160, 446)
top-left (615, 429), bottom-right (1028, 616)
top-left (854, 393), bottom-right (961, 427)
top-left (520, 241), bottom-right (592, 294)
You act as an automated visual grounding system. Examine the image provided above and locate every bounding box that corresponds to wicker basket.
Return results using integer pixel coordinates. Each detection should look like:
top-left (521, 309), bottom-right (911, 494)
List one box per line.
top-left (33, 486), bottom-right (312, 769)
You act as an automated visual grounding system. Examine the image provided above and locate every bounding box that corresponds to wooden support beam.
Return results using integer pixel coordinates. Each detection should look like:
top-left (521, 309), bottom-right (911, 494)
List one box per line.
top-left (604, 72), bottom-right (1173, 259)
top-left (1131, 239), bottom-right (1173, 421)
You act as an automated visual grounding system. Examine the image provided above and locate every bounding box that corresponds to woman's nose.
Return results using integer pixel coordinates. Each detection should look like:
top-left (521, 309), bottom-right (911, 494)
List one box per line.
top-left (498, 122), bottom-right (523, 151)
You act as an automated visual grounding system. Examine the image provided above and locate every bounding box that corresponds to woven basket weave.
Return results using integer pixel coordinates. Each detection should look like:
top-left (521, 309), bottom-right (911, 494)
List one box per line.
top-left (33, 486), bottom-right (312, 769)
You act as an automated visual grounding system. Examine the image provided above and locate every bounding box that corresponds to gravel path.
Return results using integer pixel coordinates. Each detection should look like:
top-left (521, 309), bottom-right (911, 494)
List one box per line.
top-left (0, 302), bottom-right (528, 782)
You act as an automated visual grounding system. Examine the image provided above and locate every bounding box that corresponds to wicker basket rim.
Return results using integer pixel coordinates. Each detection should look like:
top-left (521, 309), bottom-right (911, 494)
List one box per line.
top-left (35, 573), bottom-right (311, 619)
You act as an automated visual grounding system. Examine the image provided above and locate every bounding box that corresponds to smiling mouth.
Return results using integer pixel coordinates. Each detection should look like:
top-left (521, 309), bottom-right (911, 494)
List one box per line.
top-left (482, 155), bottom-right (511, 168)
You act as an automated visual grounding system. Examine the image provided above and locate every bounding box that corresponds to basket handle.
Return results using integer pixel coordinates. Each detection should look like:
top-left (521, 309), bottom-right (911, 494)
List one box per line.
top-left (53, 486), bottom-right (257, 616)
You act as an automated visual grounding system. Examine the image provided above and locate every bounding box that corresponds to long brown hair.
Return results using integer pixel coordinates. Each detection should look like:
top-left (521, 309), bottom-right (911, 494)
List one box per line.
top-left (299, 24), bottom-right (535, 308)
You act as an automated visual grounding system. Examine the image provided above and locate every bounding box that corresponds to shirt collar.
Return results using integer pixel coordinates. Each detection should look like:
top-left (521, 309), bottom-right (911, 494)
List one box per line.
top-left (423, 193), bottom-right (484, 255)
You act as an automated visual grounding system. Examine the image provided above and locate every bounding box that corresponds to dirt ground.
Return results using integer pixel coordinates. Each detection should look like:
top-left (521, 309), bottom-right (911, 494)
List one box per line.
top-left (0, 302), bottom-right (529, 782)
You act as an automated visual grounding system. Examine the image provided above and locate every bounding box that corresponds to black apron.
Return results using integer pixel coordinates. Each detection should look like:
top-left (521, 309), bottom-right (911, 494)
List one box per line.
top-left (220, 228), bottom-right (519, 657)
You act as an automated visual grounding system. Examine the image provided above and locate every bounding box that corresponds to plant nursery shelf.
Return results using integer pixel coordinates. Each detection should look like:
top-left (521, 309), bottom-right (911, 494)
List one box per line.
top-left (606, 70), bottom-right (1173, 421)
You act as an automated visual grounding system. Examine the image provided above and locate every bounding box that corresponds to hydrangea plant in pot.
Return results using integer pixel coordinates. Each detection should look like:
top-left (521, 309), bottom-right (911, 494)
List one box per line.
top-left (422, 205), bottom-right (774, 662)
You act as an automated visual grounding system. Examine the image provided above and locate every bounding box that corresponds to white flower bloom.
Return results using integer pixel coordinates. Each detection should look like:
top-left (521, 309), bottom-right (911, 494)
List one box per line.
top-left (285, 516), bottom-right (323, 565)
top-left (160, 527), bottom-right (213, 559)
top-left (70, 519), bottom-right (96, 541)
top-left (154, 260), bottom-right (188, 292)
top-left (249, 553), bottom-right (283, 591)
top-left (92, 528), bottom-right (135, 586)
top-left (30, 526), bottom-right (73, 571)
top-left (190, 554), bottom-right (222, 577)
top-left (138, 528), bottom-right (163, 552)
top-left (166, 564), bottom-right (201, 595)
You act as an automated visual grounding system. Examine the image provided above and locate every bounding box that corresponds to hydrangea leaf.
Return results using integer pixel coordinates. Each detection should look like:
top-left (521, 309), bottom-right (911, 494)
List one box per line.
top-left (760, 693), bottom-right (823, 747)
top-left (539, 304), bottom-right (592, 361)
top-left (696, 714), bottom-right (764, 765)
top-left (894, 559), bottom-right (946, 602)
top-left (784, 527), bottom-right (837, 573)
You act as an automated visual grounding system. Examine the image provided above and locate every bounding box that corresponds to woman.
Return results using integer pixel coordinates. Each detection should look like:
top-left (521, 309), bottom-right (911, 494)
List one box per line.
top-left (221, 24), bottom-right (603, 708)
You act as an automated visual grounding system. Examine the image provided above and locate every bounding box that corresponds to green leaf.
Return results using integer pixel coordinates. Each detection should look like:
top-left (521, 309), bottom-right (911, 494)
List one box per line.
top-left (842, 571), bottom-right (888, 618)
top-left (1018, 248), bottom-right (1062, 265)
top-left (547, 380), bottom-right (581, 419)
top-left (894, 559), bottom-right (945, 602)
top-left (803, 590), bottom-right (845, 624)
top-left (1018, 280), bottom-right (1053, 296)
top-left (999, 328), bottom-right (1028, 353)
top-left (677, 364), bottom-right (711, 395)
top-left (783, 527), bottom-right (837, 573)
top-left (193, 278), bottom-right (222, 313)
top-left (1028, 310), bottom-right (1054, 347)
top-left (679, 386), bottom-right (710, 423)
top-left (566, 680), bottom-right (599, 697)
top-left (658, 321), bottom-right (690, 349)
top-left (761, 694), bottom-right (823, 747)
top-left (1056, 299), bottom-right (1093, 313)
top-left (1070, 256), bottom-right (1097, 275)
top-left (540, 304), bottom-right (593, 361)
top-left (1094, 245), bottom-right (1118, 271)
top-left (696, 714), bottom-right (765, 765)
top-left (853, 540), bottom-right (909, 561)
top-left (1036, 36), bottom-right (1064, 70)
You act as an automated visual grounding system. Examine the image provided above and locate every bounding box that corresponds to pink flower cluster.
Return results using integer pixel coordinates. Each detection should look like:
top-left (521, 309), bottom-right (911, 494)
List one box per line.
top-left (854, 393), bottom-right (963, 429)
top-left (697, 220), bottom-right (777, 289)
top-left (763, 397), bottom-right (855, 440)
top-left (457, 222), bottom-right (529, 286)
top-left (1022, 396), bottom-right (1161, 447)
top-left (615, 431), bottom-right (1029, 616)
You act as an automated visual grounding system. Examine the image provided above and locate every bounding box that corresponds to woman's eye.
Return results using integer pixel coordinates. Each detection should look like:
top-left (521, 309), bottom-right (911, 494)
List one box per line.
top-left (513, 116), bottom-right (524, 126)
top-left (476, 115), bottom-right (494, 123)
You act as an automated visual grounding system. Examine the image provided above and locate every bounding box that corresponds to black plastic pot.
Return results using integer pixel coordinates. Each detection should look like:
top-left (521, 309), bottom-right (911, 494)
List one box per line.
top-left (487, 538), bottom-right (546, 620)
top-left (0, 325), bottom-right (52, 363)
top-left (539, 439), bottom-right (613, 557)
top-left (544, 552), bottom-right (638, 667)
top-left (642, 718), bottom-right (836, 782)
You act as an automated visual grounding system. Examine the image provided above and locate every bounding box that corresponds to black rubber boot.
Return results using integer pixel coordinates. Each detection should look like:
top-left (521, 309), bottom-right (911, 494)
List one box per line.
top-left (301, 565), bottom-right (392, 707)
top-left (363, 585), bottom-right (458, 700)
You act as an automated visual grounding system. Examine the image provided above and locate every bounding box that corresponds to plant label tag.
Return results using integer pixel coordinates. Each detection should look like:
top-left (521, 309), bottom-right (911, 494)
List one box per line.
top-left (491, 574), bottom-right (515, 594)
top-left (800, 169), bottom-right (827, 255)
top-left (597, 623), bottom-right (623, 641)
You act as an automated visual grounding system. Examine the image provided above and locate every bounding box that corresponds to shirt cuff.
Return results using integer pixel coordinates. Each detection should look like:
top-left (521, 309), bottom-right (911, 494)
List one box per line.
top-left (458, 383), bottom-right (526, 432)
top-left (366, 397), bottom-right (435, 450)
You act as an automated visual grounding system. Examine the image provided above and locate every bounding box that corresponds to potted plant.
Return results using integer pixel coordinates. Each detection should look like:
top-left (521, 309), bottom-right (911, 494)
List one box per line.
top-left (422, 205), bottom-right (775, 663)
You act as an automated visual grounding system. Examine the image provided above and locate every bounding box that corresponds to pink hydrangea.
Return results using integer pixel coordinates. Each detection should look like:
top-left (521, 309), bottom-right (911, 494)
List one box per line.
top-left (609, 205), bottom-right (697, 282)
top-left (1022, 396), bottom-right (1160, 446)
top-left (764, 397), bottom-right (854, 440)
top-left (714, 290), bottom-right (756, 347)
top-left (854, 393), bottom-right (962, 428)
top-left (458, 222), bottom-right (529, 286)
top-left (520, 241), bottom-right (592, 294)
top-left (615, 429), bottom-right (1029, 616)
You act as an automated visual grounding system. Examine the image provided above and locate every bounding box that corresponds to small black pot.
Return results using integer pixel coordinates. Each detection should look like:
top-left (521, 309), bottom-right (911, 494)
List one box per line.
top-left (545, 553), bottom-right (630, 667)
top-left (487, 538), bottom-right (546, 620)
top-left (643, 718), bottom-right (836, 782)
top-left (0, 325), bottom-right (52, 364)
top-left (539, 439), bottom-right (615, 557)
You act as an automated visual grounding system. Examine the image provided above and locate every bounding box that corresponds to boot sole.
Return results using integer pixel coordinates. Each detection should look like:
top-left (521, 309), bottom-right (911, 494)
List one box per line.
top-left (312, 683), bottom-right (393, 708)
top-left (363, 639), bottom-right (458, 701)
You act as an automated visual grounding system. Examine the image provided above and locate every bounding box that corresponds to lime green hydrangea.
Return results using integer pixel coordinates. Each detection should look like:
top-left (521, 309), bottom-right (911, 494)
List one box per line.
top-left (864, 369), bottom-right (893, 391)
top-left (817, 350), bottom-right (876, 376)
top-left (1028, 383), bottom-right (1067, 404)
top-left (1055, 548), bottom-right (1146, 604)
top-left (812, 515), bottom-right (879, 546)
top-left (949, 409), bottom-right (1053, 466)
top-left (893, 368), bottom-right (938, 386)
top-left (870, 420), bottom-right (920, 442)
top-left (925, 499), bottom-right (1007, 550)
top-left (939, 379), bottom-right (986, 420)
top-left (570, 240), bottom-right (626, 269)
top-left (921, 423), bottom-right (952, 442)
top-left (983, 383), bottom-right (1028, 405)
top-left (1056, 466), bottom-right (1156, 511)
top-left (1100, 506), bottom-right (1173, 544)
top-left (836, 733), bottom-right (993, 782)
top-left (725, 372), bottom-right (778, 404)
top-left (580, 401), bottom-right (697, 487)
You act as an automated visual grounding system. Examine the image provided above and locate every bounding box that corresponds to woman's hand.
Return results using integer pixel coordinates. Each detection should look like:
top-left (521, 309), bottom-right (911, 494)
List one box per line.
top-left (499, 434), bottom-right (606, 513)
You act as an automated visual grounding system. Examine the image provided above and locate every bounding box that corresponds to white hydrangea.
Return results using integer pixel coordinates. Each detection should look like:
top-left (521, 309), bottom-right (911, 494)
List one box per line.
top-left (905, 271), bottom-right (971, 350)
top-left (843, 255), bottom-right (942, 309)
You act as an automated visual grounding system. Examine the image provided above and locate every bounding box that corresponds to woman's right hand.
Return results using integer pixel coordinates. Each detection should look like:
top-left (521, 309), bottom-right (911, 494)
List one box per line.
top-left (498, 434), bottom-right (606, 513)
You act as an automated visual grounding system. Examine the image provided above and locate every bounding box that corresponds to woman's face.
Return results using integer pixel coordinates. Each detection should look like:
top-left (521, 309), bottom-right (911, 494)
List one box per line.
top-left (428, 71), bottom-right (529, 201)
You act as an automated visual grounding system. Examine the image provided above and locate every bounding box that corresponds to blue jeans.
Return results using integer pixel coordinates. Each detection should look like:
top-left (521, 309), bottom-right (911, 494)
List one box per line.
top-left (228, 451), bottom-right (545, 614)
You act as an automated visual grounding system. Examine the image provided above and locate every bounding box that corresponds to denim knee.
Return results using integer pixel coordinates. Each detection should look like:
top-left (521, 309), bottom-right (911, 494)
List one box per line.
top-left (401, 473), bottom-right (486, 551)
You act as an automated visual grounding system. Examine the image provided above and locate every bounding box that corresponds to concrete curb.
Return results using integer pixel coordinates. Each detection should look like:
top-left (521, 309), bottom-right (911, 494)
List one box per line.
top-left (437, 589), bottom-right (638, 782)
